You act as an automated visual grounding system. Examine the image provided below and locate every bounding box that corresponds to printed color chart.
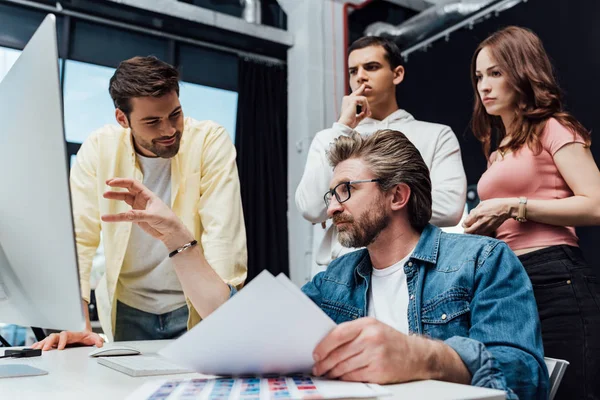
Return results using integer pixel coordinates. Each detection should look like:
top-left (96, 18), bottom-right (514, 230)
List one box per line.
top-left (128, 375), bottom-right (389, 400)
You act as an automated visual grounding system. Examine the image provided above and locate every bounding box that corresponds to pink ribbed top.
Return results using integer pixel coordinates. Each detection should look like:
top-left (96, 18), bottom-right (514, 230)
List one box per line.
top-left (477, 119), bottom-right (586, 250)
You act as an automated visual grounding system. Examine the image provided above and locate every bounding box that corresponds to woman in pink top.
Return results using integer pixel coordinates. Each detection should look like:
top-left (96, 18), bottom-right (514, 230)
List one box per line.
top-left (463, 26), bottom-right (600, 400)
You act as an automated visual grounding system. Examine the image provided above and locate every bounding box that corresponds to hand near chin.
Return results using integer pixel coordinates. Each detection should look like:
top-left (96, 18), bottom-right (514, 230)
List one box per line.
top-left (338, 84), bottom-right (372, 129)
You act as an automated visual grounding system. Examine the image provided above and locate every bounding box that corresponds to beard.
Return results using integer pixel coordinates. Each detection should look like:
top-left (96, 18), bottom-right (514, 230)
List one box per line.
top-left (335, 202), bottom-right (390, 248)
top-left (134, 130), bottom-right (182, 158)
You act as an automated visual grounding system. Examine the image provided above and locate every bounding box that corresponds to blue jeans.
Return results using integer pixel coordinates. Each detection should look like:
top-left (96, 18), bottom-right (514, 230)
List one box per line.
top-left (114, 300), bottom-right (188, 341)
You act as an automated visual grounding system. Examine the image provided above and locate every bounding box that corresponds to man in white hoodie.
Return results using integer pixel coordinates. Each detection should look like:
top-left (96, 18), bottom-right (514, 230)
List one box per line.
top-left (296, 36), bottom-right (467, 273)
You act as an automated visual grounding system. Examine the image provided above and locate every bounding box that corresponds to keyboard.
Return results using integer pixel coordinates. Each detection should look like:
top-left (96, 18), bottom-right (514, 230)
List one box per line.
top-left (97, 354), bottom-right (193, 377)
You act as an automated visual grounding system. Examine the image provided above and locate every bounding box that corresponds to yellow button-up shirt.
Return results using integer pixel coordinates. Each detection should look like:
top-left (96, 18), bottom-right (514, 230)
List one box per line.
top-left (70, 117), bottom-right (247, 340)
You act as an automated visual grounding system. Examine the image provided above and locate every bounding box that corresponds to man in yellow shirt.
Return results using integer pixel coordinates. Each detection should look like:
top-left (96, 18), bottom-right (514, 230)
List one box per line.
top-left (32, 56), bottom-right (247, 349)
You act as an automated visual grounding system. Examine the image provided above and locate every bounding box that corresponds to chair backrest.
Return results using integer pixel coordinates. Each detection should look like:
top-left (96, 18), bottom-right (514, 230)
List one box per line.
top-left (545, 357), bottom-right (569, 400)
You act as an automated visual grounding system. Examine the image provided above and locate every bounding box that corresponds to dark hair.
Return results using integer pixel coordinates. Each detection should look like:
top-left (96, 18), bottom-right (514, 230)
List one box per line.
top-left (348, 36), bottom-right (403, 69)
top-left (109, 56), bottom-right (180, 117)
top-left (327, 129), bottom-right (432, 232)
top-left (470, 26), bottom-right (591, 158)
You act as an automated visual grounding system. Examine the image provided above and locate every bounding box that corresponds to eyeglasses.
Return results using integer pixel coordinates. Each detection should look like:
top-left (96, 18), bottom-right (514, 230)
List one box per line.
top-left (324, 179), bottom-right (382, 207)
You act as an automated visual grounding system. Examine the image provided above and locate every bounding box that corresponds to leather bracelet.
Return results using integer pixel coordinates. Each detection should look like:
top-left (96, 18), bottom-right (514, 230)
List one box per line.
top-left (168, 240), bottom-right (198, 258)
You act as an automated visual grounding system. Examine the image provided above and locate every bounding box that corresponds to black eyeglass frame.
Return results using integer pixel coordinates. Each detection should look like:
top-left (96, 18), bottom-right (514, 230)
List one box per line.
top-left (323, 179), bottom-right (382, 207)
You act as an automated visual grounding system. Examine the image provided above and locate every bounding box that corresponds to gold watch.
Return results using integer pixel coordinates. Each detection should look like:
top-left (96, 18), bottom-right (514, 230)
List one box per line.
top-left (515, 197), bottom-right (527, 222)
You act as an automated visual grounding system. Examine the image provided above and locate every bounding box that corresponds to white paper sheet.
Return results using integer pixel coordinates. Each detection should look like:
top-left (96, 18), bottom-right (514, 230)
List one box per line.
top-left (126, 376), bottom-right (391, 400)
top-left (274, 274), bottom-right (318, 307)
top-left (159, 271), bottom-right (336, 376)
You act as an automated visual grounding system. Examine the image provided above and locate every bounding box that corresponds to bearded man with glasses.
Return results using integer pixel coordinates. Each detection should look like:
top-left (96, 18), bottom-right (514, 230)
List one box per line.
top-left (304, 129), bottom-right (548, 399)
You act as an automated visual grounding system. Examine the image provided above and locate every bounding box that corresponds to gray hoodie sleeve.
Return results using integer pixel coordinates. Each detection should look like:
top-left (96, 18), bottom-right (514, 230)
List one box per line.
top-left (295, 123), bottom-right (354, 223)
top-left (429, 126), bottom-right (467, 226)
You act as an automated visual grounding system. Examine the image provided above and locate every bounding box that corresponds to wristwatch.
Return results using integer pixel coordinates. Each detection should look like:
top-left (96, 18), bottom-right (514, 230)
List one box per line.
top-left (515, 197), bottom-right (528, 222)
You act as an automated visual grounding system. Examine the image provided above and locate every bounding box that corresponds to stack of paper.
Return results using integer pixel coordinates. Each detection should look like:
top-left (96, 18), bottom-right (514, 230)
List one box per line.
top-left (159, 271), bottom-right (337, 375)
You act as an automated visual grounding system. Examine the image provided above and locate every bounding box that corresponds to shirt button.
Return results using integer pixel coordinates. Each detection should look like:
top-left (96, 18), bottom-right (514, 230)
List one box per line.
top-left (410, 294), bottom-right (415, 300)
top-left (407, 261), bottom-right (413, 267)
top-left (441, 314), bottom-right (447, 320)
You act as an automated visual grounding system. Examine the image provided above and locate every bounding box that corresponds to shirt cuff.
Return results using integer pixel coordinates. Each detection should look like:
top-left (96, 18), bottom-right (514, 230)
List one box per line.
top-left (331, 122), bottom-right (355, 136)
top-left (444, 336), bottom-right (517, 399)
top-left (80, 281), bottom-right (91, 304)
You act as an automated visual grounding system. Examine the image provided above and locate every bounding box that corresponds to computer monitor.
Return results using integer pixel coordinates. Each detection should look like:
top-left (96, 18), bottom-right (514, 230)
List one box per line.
top-left (0, 14), bottom-right (85, 333)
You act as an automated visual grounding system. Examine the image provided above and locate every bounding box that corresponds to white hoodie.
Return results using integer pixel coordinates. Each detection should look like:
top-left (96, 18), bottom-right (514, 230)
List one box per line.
top-left (295, 109), bottom-right (467, 272)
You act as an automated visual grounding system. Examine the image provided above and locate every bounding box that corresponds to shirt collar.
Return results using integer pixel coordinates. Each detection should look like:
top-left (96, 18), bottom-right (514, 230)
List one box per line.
top-left (410, 224), bottom-right (441, 265)
top-left (352, 224), bottom-right (441, 280)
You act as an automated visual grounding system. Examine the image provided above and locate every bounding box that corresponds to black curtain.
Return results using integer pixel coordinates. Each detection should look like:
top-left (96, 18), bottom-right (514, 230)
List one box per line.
top-left (235, 57), bottom-right (289, 282)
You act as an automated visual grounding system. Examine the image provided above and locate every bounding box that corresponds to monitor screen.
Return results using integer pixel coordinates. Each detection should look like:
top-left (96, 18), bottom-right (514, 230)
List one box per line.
top-left (0, 14), bottom-right (85, 332)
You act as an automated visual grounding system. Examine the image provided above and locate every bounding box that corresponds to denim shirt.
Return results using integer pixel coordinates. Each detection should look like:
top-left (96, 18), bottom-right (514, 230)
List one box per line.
top-left (301, 224), bottom-right (549, 400)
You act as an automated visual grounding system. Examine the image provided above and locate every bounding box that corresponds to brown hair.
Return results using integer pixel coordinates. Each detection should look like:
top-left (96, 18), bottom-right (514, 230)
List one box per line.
top-left (109, 56), bottom-right (180, 117)
top-left (327, 129), bottom-right (432, 232)
top-left (470, 26), bottom-right (590, 158)
top-left (348, 36), bottom-right (404, 69)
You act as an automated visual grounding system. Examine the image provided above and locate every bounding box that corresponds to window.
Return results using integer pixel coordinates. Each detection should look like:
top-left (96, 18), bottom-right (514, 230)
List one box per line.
top-left (62, 60), bottom-right (116, 318)
top-left (63, 60), bottom-right (116, 144)
top-left (0, 46), bottom-right (21, 83)
top-left (179, 82), bottom-right (238, 142)
top-left (62, 61), bottom-right (238, 145)
top-left (0, 4), bottom-right (64, 53)
top-left (178, 44), bottom-right (238, 92)
top-left (71, 21), bottom-right (168, 69)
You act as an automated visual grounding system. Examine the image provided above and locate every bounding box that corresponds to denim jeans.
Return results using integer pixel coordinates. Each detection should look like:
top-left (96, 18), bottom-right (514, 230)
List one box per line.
top-left (114, 300), bottom-right (188, 341)
top-left (520, 245), bottom-right (600, 400)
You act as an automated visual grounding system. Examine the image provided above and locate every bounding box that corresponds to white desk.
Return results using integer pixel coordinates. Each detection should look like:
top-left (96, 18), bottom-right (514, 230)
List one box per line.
top-left (0, 340), bottom-right (505, 400)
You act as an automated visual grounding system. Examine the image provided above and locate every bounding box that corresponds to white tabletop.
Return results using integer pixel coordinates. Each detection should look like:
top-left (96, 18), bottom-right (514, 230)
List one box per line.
top-left (0, 340), bottom-right (505, 400)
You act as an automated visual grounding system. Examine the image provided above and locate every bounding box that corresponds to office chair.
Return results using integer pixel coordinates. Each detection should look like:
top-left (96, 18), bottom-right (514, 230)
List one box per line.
top-left (545, 357), bottom-right (569, 400)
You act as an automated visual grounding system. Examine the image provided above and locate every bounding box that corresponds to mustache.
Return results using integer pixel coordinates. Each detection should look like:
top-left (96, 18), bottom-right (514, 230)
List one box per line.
top-left (154, 132), bottom-right (181, 142)
top-left (333, 214), bottom-right (354, 224)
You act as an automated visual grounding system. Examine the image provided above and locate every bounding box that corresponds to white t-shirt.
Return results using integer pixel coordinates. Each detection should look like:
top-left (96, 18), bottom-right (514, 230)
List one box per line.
top-left (367, 250), bottom-right (414, 334)
top-left (117, 153), bottom-right (186, 315)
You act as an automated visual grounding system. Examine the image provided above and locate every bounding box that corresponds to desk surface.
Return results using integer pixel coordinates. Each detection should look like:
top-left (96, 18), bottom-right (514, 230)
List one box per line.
top-left (0, 340), bottom-right (505, 400)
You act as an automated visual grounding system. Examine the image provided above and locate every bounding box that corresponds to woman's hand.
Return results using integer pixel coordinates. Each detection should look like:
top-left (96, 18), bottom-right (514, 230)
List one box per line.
top-left (462, 198), bottom-right (518, 236)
